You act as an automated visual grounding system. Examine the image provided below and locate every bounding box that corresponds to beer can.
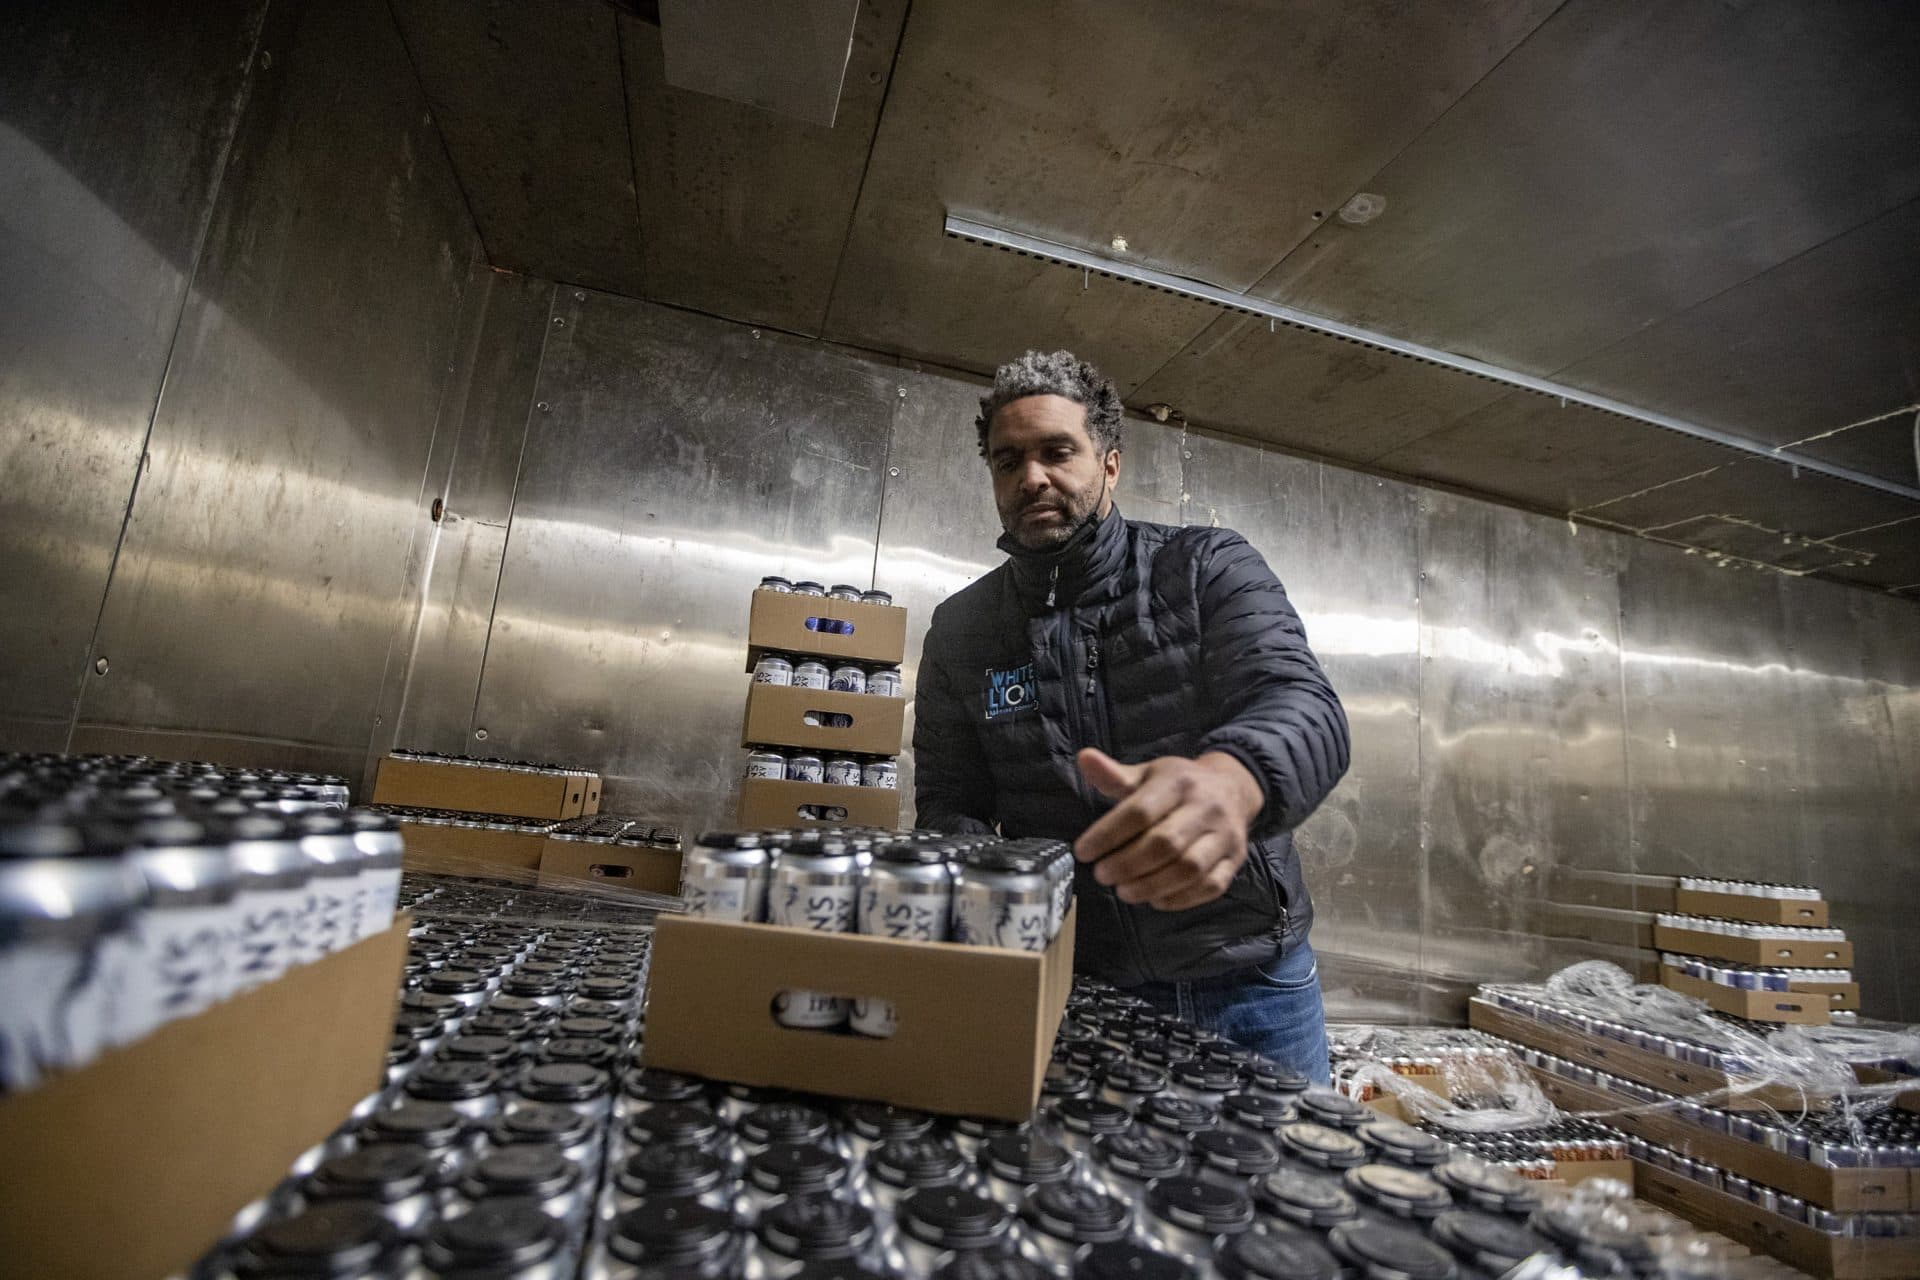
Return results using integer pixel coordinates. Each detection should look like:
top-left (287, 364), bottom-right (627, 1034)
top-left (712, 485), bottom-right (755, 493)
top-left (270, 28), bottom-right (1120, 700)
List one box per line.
top-left (598, 1196), bottom-right (742, 1277)
top-left (828, 584), bottom-right (864, 602)
top-left (850, 841), bottom-right (951, 1039)
top-left (758, 576), bottom-right (795, 593)
top-left (828, 665), bottom-right (866, 695)
top-left (421, 1200), bottom-right (573, 1280)
top-left (952, 848), bottom-right (1052, 951)
top-left (860, 589), bottom-right (893, 606)
top-left (786, 754), bottom-right (825, 785)
top-left (792, 581), bottom-right (828, 597)
top-left (860, 760), bottom-right (897, 790)
top-left (744, 749), bottom-right (788, 782)
top-left (119, 816), bottom-right (239, 1030)
top-left (892, 1186), bottom-right (1012, 1277)
top-left (225, 1204), bottom-right (409, 1280)
top-left (1141, 1176), bottom-right (1255, 1268)
top-left (298, 1143), bottom-right (443, 1232)
top-left (682, 832), bottom-right (771, 923)
top-left (293, 813), bottom-right (366, 962)
top-left (792, 661), bottom-right (830, 691)
top-left (766, 836), bottom-right (859, 1028)
top-left (825, 758), bottom-right (862, 787)
top-left (344, 809), bottom-right (404, 939)
top-left (753, 655), bottom-right (794, 687)
top-left (865, 667), bottom-right (902, 698)
top-left (224, 813), bottom-right (317, 991)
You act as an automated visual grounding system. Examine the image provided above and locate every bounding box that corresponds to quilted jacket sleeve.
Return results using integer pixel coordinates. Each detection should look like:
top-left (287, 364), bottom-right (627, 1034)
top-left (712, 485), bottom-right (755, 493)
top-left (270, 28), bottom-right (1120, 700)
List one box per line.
top-left (1191, 531), bottom-right (1350, 835)
top-left (911, 612), bottom-right (999, 836)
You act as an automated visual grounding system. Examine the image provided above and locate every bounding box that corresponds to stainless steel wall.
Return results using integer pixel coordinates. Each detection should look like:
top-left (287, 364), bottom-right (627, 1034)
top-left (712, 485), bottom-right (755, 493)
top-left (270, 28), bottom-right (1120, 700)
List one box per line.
top-left (400, 285), bottom-right (1920, 1022)
top-left (1, 0), bottom-right (482, 784)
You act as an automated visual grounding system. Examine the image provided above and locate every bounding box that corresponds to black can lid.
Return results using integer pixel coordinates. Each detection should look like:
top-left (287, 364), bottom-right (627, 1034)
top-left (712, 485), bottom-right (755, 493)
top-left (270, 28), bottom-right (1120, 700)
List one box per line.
top-left (1171, 1057), bottom-right (1244, 1092)
top-left (581, 976), bottom-right (635, 998)
top-left (1147, 1175), bottom-right (1256, 1235)
top-left (742, 1101), bottom-right (832, 1147)
top-left (749, 1141), bottom-right (850, 1194)
top-left (608, 1196), bottom-right (735, 1264)
top-left (1054, 1018), bottom-right (1098, 1044)
top-left (1204, 1040), bottom-right (1257, 1067)
top-left (1326, 1222), bottom-right (1459, 1280)
top-left (1054, 1096), bottom-right (1133, 1137)
top-left (541, 1036), bottom-right (616, 1067)
top-left (399, 990), bottom-right (462, 1018)
top-left (1069, 1041), bottom-right (1128, 1070)
top-left (466, 1145), bottom-right (576, 1198)
top-left (843, 1100), bottom-right (936, 1141)
top-left (1132, 1036), bottom-right (1198, 1067)
top-left (422, 967), bottom-right (487, 994)
top-left (898, 1185), bottom-right (1011, 1250)
top-left (1193, 1128), bottom-right (1282, 1176)
top-left (234, 1204), bottom-right (396, 1275)
top-left (441, 1033), bottom-right (517, 1064)
top-left (980, 1131), bottom-right (1073, 1183)
top-left (623, 1066), bottom-right (710, 1104)
top-left (405, 1059), bottom-right (499, 1101)
top-left (1043, 1061), bottom-right (1092, 1097)
top-left (569, 997), bottom-right (632, 1020)
top-left (1022, 1181), bottom-right (1130, 1243)
top-left (870, 1136), bottom-right (967, 1187)
top-left (519, 1061), bottom-right (609, 1102)
top-left (1358, 1120), bottom-right (1453, 1168)
top-left (1099, 1059), bottom-right (1169, 1095)
top-left (1223, 1091), bottom-right (1297, 1130)
top-left (497, 1101), bottom-right (591, 1146)
top-left (758, 1193), bottom-right (875, 1259)
top-left (1093, 1130), bottom-right (1186, 1180)
top-left (1344, 1164), bottom-right (1454, 1219)
top-left (1254, 1169), bottom-right (1360, 1229)
top-left (1137, 1094), bottom-right (1218, 1137)
top-left (793, 1264), bottom-right (894, 1280)
top-left (953, 1113), bottom-right (1027, 1140)
top-left (1433, 1158), bottom-right (1540, 1214)
top-left (1297, 1087), bottom-right (1371, 1129)
top-left (1245, 1059), bottom-right (1312, 1095)
top-left (618, 1144), bottom-right (729, 1198)
top-left (392, 1008), bottom-right (443, 1040)
top-left (307, 1144), bottom-right (435, 1202)
top-left (1279, 1122), bottom-right (1369, 1169)
top-left (554, 1014), bottom-right (621, 1040)
top-left (463, 1013), bottom-right (530, 1039)
top-left (1217, 1225), bottom-right (1341, 1280)
top-left (1430, 1209), bottom-right (1551, 1272)
top-left (626, 1101), bottom-right (722, 1147)
top-left (361, 1100), bottom-right (466, 1147)
top-left (874, 840), bottom-right (948, 865)
top-left (937, 1251), bottom-right (1053, 1280)
top-left (1074, 1240), bottom-right (1199, 1280)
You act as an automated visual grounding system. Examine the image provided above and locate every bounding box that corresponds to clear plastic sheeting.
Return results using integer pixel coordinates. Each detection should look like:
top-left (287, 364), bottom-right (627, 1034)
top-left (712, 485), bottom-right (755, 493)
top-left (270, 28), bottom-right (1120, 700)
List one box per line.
top-left (1329, 1026), bottom-right (1560, 1133)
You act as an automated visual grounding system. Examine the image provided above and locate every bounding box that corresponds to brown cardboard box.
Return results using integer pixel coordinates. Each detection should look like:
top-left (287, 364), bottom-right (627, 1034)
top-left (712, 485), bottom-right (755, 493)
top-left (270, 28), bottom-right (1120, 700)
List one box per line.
top-left (1661, 966), bottom-right (1831, 1025)
top-left (1530, 1070), bottom-right (1910, 1212)
top-left (745, 591), bottom-right (907, 669)
top-left (538, 838), bottom-right (684, 897)
top-left (1673, 888), bottom-right (1830, 927)
top-left (1637, 1161), bottom-right (1920, 1279)
top-left (644, 905), bottom-right (1076, 1121)
top-left (737, 777), bottom-right (901, 829)
top-left (371, 754), bottom-right (593, 819)
top-left (1653, 922), bottom-right (1853, 969)
top-left (1790, 979), bottom-right (1860, 1011)
top-left (0, 921), bottom-right (407, 1280)
top-left (397, 816), bottom-right (551, 874)
top-left (741, 684), bottom-right (906, 755)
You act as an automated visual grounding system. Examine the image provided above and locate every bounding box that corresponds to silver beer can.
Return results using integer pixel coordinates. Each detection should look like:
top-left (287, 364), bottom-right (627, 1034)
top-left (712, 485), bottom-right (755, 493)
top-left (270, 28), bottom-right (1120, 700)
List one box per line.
top-left (753, 655), bottom-right (794, 687)
top-left (344, 809), bottom-right (404, 940)
top-left (866, 667), bottom-right (902, 698)
top-left (861, 760), bottom-right (898, 790)
top-left (744, 749), bottom-right (788, 782)
top-left (851, 842), bottom-right (953, 1039)
top-left (828, 584), bottom-right (864, 602)
top-left (119, 816), bottom-right (239, 1032)
top-left (766, 836), bottom-right (859, 1028)
top-left (786, 754), bottom-right (825, 785)
top-left (860, 589), bottom-right (893, 606)
top-left (792, 581), bottom-right (828, 597)
top-left (225, 813), bottom-right (317, 991)
top-left (828, 665), bottom-right (866, 695)
top-left (952, 848), bottom-right (1052, 952)
top-left (758, 576), bottom-right (795, 594)
top-left (824, 757), bottom-right (862, 788)
top-left (791, 661), bottom-right (830, 691)
top-left (682, 832), bottom-right (771, 923)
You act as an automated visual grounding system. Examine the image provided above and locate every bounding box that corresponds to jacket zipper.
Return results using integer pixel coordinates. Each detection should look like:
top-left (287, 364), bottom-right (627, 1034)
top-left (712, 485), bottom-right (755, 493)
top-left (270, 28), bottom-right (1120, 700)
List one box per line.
top-left (1046, 564), bottom-right (1059, 608)
top-left (1077, 630), bottom-right (1147, 980)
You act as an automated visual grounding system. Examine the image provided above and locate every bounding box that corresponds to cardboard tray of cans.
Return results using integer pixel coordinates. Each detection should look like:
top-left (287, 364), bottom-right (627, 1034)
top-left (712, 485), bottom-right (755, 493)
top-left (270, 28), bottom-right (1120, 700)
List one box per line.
top-left (1662, 965), bottom-right (1832, 1025)
top-left (745, 589), bottom-right (906, 669)
top-left (740, 682), bottom-right (906, 756)
top-left (1636, 1160), bottom-right (1920, 1279)
top-left (390, 808), bottom-right (556, 874)
top-left (371, 751), bottom-right (601, 820)
top-left (537, 816), bottom-right (683, 897)
top-left (0, 921), bottom-right (409, 1280)
top-left (1653, 920), bottom-right (1854, 970)
top-left (1468, 997), bottom-right (1836, 1113)
top-left (735, 776), bottom-right (902, 829)
top-left (1674, 886), bottom-right (1831, 928)
top-left (1794, 978), bottom-right (1863, 1012)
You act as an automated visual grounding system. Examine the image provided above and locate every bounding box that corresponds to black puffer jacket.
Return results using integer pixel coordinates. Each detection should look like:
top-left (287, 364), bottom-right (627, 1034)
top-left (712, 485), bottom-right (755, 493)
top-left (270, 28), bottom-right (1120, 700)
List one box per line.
top-left (913, 505), bottom-right (1350, 986)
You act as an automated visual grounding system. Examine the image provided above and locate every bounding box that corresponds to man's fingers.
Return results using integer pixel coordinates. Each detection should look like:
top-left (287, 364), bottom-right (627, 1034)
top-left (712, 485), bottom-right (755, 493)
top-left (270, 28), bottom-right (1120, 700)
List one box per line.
top-left (1113, 831), bottom-right (1230, 906)
top-left (1076, 771), bottom-right (1187, 864)
top-left (1076, 747), bottom-right (1143, 803)
top-left (1152, 856), bottom-right (1240, 911)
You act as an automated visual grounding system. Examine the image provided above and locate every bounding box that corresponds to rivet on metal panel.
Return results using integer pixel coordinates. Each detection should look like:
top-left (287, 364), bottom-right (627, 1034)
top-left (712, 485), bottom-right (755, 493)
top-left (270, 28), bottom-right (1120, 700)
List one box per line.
top-left (553, 317), bottom-right (566, 328)
top-left (430, 498), bottom-right (444, 523)
top-left (474, 728), bottom-right (488, 741)
top-left (888, 467), bottom-right (900, 477)
top-left (260, 50), bottom-right (271, 70)
top-left (1182, 451), bottom-right (1192, 460)
top-left (573, 291), bottom-right (586, 302)
top-left (537, 401), bottom-right (550, 413)
top-left (896, 387), bottom-right (907, 398)
top-left (1110, 235), bottom-right (1128, 252)
top-left (93, 657), bottom-right (108, 675)
top-left (751, 329), bottom-right (760, 339)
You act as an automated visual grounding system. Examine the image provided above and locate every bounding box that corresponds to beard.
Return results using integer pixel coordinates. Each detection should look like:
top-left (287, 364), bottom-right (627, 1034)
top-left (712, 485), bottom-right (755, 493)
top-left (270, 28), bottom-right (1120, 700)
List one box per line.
top-left (999, 474), bottom-right (1107, 550)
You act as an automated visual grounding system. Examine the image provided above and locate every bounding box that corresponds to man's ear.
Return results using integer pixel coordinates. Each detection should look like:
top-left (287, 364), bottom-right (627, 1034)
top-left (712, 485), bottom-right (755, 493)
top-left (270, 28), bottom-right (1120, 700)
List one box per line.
top-left (1105, 449), bottom-right (1122, 485)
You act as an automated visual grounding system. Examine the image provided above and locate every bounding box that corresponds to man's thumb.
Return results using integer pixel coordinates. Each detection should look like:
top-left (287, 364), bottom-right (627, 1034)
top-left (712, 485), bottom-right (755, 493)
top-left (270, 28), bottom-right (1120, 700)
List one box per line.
top-left (1077, 747), bottom-right (1142, 801)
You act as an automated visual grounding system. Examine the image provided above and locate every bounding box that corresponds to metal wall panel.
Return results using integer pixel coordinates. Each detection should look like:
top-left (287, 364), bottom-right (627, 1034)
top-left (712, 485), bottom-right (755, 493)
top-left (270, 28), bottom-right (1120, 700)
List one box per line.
top-left (469, 293), bottom-right (897, 837)
top-left (1182, 434), bottom-right (1426, 1023)
top-left (0, 0), bottom-right (266, 749)
top-left (70, 0), bottom-right (481, 788)
top-left (1416, 494), bottom-right (1631, 1019)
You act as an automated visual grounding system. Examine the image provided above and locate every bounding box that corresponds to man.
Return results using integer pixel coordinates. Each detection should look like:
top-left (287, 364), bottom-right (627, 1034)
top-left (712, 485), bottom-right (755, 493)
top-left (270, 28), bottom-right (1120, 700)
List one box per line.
top-left (913, 350), bottom-right (1350, 1081)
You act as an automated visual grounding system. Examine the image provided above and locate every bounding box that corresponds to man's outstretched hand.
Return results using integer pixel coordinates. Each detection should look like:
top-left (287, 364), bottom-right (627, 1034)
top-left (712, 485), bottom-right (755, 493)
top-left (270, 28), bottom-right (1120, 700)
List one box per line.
top-left (1073, 747), bottom-right (1265, 910)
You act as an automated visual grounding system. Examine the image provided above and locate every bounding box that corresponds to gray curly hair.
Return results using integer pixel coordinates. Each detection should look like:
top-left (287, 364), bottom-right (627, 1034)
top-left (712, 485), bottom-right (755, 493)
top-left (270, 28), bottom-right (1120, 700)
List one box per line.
top-left (975, 350), bottom-right (1124, 459)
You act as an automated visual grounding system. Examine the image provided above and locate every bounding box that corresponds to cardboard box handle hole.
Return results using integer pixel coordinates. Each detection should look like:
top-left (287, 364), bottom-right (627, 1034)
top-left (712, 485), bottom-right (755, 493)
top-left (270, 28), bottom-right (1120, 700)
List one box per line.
top-left (804, 616), bottom-right (855, 635)
top-left (798, 805), bottom-right (849, 822)
top-left (769, 992), bottom-right (885, 1033)
top-left (589, 863), bottom-right (632, 879)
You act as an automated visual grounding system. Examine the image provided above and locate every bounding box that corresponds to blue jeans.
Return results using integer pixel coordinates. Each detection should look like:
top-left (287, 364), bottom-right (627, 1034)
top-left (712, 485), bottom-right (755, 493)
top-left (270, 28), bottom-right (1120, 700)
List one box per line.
top-left (1128, 943), bottom-right (1331, 1085)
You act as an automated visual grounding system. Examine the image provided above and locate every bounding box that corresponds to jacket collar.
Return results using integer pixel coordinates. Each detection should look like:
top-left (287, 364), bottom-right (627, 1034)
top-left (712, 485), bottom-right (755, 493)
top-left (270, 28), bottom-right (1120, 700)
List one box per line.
top-left (999, 503), bottom-right (1129, 611)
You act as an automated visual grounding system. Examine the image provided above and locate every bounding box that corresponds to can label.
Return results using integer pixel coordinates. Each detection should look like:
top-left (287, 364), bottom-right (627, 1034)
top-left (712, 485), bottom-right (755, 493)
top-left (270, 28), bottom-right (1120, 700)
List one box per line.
top-left (361, 867), bottom-right (402, 937)
top-left (952, 882), bottom-right (1051, 951)
top-left (861, 762), bottom-right (897, 790)
top-left (828, 667), bottom-right (866, 694)
top-left (786, 757), bottom-right (824, 784)
top-left (866, 669), bottom-right (901, 698)
top-left (752, 658), bottom-right (792, 686)
top-left (823, 759), bottom-right (861, 787)
top-left (768, 874), bottom-right (856, 1028)
top-left (775, 990), bottom-right (846, 1029)
top-left (0, 939), bottom-right (124, 1090)
top-left (849, 997), bottom-right (897, 1038)
top-left (792, 663), bottom-right (829, 690)
top-left (121, 904), bottom-right (232, 1034)
top-left (859, 881), bottom-right (949, 944)
top-left (233, 885), bottom-right (309, 990)
top-left (685, 864), bottom-right (766, 923)
top-left (745, 754), bottom-right (786, 781)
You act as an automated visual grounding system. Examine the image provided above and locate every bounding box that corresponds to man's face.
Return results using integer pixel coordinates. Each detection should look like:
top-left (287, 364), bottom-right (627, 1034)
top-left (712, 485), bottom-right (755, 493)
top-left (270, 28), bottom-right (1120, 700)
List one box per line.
top-left (986, 394), bottom-right (1121, 550)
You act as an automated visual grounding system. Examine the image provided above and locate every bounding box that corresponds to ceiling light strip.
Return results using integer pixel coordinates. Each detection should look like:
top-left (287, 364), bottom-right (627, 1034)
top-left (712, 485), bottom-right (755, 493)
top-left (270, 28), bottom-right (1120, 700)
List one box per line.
top-left (944, 213), bottom-right (1920, 503)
